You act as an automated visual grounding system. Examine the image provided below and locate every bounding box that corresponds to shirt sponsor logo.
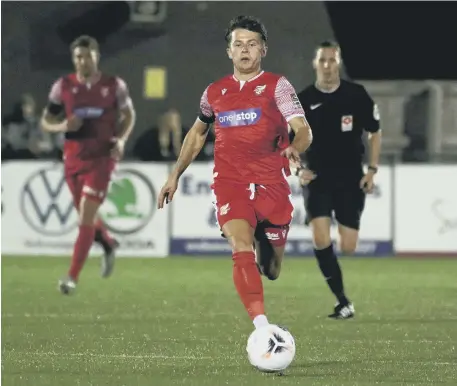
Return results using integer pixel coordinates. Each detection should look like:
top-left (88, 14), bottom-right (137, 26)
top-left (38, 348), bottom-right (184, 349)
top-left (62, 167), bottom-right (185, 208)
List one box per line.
top-left (73, 107), bottom-right (104, 119)
top-left (217, 108), bottom-right (261, 127)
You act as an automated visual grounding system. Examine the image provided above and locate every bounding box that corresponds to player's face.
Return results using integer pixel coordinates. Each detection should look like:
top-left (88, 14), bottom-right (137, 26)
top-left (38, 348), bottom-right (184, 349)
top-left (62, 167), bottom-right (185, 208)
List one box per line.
top-left (313, 47), bottom-right (341, 83)
top-left (227, 29), bottom-right (266, 74)
top-left (72, 47), bottom-right (99, 77)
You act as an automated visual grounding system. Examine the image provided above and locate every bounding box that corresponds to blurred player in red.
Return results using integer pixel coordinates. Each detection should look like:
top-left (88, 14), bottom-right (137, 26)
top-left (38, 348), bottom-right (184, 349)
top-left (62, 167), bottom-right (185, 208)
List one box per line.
top-left (40, 36), bottom-right (136, 294)
top-left (158, 16), bottom-right (312, 330)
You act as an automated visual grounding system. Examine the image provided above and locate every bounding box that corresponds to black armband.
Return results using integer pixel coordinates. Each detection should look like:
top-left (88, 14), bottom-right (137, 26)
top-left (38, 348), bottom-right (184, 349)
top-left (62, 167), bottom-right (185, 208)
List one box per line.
top-left (198, 111), bottom-right (215, 125)
top-left (47, 102), bottom-right (64, 116)
top-left (368, 165), bottom-right (378, 174)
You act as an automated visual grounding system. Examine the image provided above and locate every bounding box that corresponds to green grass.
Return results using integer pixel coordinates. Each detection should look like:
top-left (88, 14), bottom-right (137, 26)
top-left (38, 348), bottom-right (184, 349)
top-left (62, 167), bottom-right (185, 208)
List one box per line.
top-left (2, 256), bottom-right (457, 386)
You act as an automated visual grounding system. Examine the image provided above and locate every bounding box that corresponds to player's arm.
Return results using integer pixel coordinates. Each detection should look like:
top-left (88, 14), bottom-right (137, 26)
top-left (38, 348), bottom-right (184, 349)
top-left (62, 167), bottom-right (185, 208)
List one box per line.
top-left (360, 86), bottom-right (382, 172)
top-left (115, 77), bottom-right (136, 145)
top-left (275, 77), bottom-right (313, 155)
top-left (170, 87), bottom-right (214, 179)
top-left (40, 79), bottom-right (68, 133)
top-left (288, 117), bottom-right (312, 154)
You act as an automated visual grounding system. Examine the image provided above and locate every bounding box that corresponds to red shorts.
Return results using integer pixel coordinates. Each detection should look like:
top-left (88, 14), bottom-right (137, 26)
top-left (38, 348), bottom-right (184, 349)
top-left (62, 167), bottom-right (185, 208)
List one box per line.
top-left (64, 157), bottom-right (116, 206)
top-left (212, 180), bottom-right (293, 247)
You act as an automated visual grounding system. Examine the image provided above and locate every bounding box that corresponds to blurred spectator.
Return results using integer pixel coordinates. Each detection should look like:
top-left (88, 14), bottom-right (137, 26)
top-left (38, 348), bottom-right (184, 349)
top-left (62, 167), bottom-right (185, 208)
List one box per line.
top-left (134, 107), bottom-right (181, 161)
top-left (133, 107), bottom-right (215, 162)
top-left (2, 94), bottom-right (63, 161)
top-left (158, 108), bottom-right (183, 160)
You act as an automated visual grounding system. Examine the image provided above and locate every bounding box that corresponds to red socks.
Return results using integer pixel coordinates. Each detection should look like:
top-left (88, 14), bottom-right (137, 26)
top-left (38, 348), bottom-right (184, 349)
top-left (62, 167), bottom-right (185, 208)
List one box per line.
top-left (94, 218), bottom-right (114, 247)
top-left (68, 225), bottom-right (96, 281)
top-left (232, 251), bottom-right (265, 320)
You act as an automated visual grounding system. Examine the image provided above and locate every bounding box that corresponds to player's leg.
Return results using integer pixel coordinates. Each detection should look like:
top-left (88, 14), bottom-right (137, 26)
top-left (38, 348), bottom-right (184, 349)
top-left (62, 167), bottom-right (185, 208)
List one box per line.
top-left (253, 183), bottom-right (293, 281)
top-left (61, 163), bottom-right (114, 294)
top-left (94, 218), bottom-right (113, 246)
top-left (214, 182), bottom-right (270, 330)
top-left (61, 194), bottom-right (101, 294)
top-left (305, 183), bottom-right (351, 316)
top-left (311, 216), bottom-right (353, 318)
top-left (223, 218), bottom-right (270, 329)
top-left (93, 216), bottom-right (119, 276)
top-left (65, 171), bottom-right (118, 275)
top-left (59, 173), bottom-right (83, 293)
top-left (335, 186), bottom-right (366, 255)
top-left (254, 222), bottom-right (290, 281)
top-left (86, 160), bottom-right (118, 278)
top-left (326, 186), bottom-right (366, 318)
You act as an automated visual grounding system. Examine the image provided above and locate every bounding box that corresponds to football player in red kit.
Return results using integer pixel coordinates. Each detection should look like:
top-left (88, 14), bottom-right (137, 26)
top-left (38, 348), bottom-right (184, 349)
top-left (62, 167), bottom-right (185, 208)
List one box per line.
top-left (158, 16), bottom-right (312, 330)
top-left (40, 36), bottom-right (136, 294)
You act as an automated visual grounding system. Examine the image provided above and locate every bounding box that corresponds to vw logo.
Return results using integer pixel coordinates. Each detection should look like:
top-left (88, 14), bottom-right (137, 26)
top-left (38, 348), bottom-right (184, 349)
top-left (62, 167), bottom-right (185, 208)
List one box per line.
top-left (20, 166), bottom-right (78, 236)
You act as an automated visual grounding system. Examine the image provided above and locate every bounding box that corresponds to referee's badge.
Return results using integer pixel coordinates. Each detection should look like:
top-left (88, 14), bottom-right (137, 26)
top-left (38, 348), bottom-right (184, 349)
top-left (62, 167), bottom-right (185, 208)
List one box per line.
top-left (341, 115), bottom-right (353, 132)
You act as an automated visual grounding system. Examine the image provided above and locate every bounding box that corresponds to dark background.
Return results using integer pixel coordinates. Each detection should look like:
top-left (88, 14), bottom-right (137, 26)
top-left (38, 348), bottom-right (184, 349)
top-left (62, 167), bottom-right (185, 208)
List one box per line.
top-left (2, 1), bottom-right (456, 156)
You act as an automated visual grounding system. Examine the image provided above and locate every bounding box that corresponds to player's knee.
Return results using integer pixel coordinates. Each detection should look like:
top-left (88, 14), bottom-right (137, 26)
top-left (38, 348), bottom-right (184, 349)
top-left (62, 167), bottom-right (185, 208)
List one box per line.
top-left (340, 238), bottom-right (357, 255)
top-left (79, 196), bottom-right (101, 226)
top-left (338, 224), bottom-right (359, 254)
top-left (230, 236), bottom-right (254, 253)
top-left (313, 232), bottom-right (332, 250)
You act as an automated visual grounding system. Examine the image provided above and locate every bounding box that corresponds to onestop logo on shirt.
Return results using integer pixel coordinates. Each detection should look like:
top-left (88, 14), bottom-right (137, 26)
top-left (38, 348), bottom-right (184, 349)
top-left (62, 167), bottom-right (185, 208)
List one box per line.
top-left (217, 108), bottom-right (261, 127)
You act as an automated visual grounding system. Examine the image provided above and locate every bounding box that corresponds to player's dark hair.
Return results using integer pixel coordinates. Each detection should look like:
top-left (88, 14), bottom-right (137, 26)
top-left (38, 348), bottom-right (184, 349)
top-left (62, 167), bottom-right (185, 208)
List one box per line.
top-left (225, 16), bottom-right (268, 44)
top-left (70, 35), bottom-right (100, 53)
top-left (315, 40), bottom-right (341, 54)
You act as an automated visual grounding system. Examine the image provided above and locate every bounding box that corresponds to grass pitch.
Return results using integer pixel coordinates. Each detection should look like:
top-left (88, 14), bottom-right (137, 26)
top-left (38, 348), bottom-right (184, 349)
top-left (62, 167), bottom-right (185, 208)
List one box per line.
top-left (2, 256), bottom-right (456, 385)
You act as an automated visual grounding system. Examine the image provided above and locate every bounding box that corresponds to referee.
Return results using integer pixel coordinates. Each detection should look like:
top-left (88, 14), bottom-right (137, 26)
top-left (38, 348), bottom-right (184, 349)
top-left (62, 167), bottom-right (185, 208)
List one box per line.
top-left (291, 40), bottom-right (382, 319)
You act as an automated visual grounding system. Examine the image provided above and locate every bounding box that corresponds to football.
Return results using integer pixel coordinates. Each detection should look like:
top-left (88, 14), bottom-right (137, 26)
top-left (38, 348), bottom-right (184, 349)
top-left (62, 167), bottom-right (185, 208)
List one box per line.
top-left (246, 324), bottom-right (296, 373)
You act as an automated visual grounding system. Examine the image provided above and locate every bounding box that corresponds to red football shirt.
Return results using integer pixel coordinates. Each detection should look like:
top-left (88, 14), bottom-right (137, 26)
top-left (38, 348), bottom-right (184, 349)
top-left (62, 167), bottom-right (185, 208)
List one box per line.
top-left (48, 73), bottom-right (132, 161)
top-left (199, 71), bottom-right (305, 185)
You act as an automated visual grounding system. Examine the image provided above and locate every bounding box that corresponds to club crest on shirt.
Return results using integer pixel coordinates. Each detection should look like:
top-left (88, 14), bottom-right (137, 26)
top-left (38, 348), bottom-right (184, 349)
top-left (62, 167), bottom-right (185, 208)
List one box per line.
top-left (219, 203), bottom-right (230, 216)
top-left (101, 87), bottom-right (109, 97)
top-left (341, 115), bottom-right (353, 132)
top-left (254, 85), bottom-right (266, 95)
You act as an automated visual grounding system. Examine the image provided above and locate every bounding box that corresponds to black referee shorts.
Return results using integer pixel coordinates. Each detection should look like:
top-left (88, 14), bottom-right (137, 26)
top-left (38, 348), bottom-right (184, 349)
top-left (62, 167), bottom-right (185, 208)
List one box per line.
top-left (302, 179), bottom-right (366, 231)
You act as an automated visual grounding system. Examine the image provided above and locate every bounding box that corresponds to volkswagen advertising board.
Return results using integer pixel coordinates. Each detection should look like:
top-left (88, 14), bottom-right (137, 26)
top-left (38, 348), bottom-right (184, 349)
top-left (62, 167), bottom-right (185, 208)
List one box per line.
top-left (1, 161), bottom-right (169, 257)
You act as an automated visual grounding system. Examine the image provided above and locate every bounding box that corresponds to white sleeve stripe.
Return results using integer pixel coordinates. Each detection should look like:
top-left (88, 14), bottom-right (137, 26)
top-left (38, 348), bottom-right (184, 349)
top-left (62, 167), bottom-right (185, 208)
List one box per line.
top-left (285, 114), bottom-right (305, 122)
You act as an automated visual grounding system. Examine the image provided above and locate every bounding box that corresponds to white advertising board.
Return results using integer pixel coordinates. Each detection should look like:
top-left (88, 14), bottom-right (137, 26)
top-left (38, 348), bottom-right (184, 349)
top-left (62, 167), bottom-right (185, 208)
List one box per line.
top-left (170, 162), bottom-right (393, 256)
top-left (395, 165), bottom-right (457, 254)
top-left (1, 161), bottom-right (169, 257)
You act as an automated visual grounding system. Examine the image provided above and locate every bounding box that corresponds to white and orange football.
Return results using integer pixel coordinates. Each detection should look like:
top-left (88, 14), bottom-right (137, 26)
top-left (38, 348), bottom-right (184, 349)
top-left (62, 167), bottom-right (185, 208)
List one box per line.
top-left (246, 324), bottom-right (296, 373)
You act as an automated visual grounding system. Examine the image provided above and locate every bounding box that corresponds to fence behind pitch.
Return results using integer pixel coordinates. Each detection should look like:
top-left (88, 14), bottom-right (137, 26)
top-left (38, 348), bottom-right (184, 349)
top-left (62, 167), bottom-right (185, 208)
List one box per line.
top-left (1, 161), bottom-right (456, 257)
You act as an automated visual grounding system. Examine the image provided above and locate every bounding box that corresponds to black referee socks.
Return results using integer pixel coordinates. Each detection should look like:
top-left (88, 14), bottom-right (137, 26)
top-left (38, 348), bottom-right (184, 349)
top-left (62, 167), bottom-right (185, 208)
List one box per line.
top-left (314, 244), bottom-right (349, 306)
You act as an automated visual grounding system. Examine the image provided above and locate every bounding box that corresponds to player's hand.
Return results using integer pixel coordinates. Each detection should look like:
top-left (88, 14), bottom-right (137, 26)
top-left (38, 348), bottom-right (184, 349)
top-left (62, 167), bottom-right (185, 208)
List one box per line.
top-left (110, 137), bottom-right (125, 161)
top-left (158, 175), bottom-right (179, 209)
top-left (360, 171), bottom-right (375, 194)
top-left (281, 145), bottom-right (301, 163)
top-left (65, 115), bottom-right (83, 132)
top-left (298, 168), bottom-right (316, 186)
